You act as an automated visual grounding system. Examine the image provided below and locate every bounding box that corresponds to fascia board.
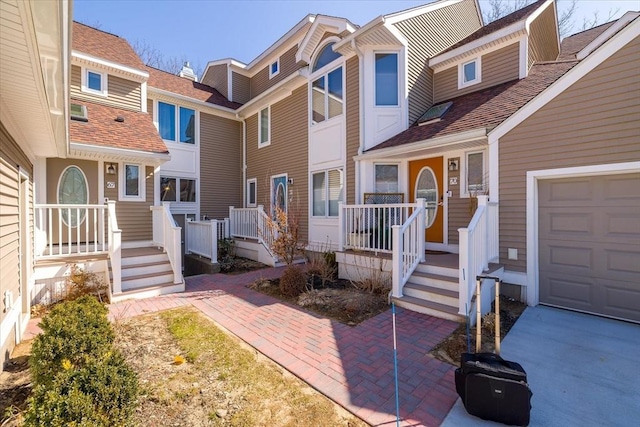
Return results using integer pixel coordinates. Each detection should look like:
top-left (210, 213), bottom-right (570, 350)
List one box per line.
top-left (70, 141), bottom-right (171, 163)
top-left (147, 87), bottom-right (239, 120)
top-left (384, 0), bottom-right (461, 24)
top-left (71, 51), bottom-right (148, 81)
top-left (577, 12), bottom-right (640, 60)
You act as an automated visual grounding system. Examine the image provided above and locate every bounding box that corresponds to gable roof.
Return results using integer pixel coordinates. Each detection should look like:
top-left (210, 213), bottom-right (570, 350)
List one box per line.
top-left (145, 65), bottom-right (242, 110)
top-left (72, 22), bottom-right (145, 71)
top-left (558, 21), bottom-right (616, 60)
top-left (369, 60), bottom-right (577, 152)
top-left (69, 99), bottom-right (168, 155)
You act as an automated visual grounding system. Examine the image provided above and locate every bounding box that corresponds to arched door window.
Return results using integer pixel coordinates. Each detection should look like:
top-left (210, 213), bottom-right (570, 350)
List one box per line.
top-left (415, 167), bottom-right (438, 228)
top-left (57, 166), bottom-right (88, 227)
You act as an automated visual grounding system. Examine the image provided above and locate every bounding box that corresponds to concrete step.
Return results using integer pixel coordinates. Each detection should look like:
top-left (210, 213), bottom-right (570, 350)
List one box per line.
top-left (120, 260), bottom-right (173, 278)
top-left (393, 295), bottom-right (462, 322)
top-left (409, 270), bottom-right (458, 290)
top-left (121, 271), bottom-right (175, 290)
top-left (111, 281), bottom-right (184, 303)
top-left (414, 262), bottom-right (458, 278)
top-left (403, 281), bottom-right (459, 307)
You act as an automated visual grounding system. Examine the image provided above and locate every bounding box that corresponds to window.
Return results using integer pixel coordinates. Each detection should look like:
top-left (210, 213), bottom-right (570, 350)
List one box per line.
top-left (269, 59), bottom-right (280, 78)
top-left (311, 67), bottom-right (343, 124)
top-left (158, 101), bottom-right (196, 144)
top-left (57, 166), bottom-right (88, 227)
top-left (259, 107), bottom-right (270, 147)
top-left (70, 103), bottom-right (88, 122)
top-left (375, 165), bottom-right (399, 193)
top-left (312, 43), bottom-right (341, 72)
top-left (459, 57), bottom-right (481, 88)
top-left (123, 164), bottom-right (143, 200)
top-left (81, 68), bottom-right (107, 96)
top-left (465, 151), bottom-right (486, 195)
top-left (375, 53), bottom-right (398, 106)
top-left (160, 177), bottom-right (196, 202)
top-left (312, 169), bottom-right (343, 217)
top-left (246, 178), bottom-right (257, 207)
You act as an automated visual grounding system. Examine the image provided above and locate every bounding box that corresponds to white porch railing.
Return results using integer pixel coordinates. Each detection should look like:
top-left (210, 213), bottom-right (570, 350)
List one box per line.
top-left (185, 218), bottom-right (230, 263)
top-left (150, 203), bottom-right (182, 284)
top-left (391, 199), bottom-right (426, 298)
top-left (458, 195), bottom-right (499, 315)
top-left (229, 205), bottom-right (276, 258)
top-left (34, 204), bottom-right (107, 259)
top-left (338, 202), bottom-right (419, 253)
top-left (107, 201), bottom-right (121, 296)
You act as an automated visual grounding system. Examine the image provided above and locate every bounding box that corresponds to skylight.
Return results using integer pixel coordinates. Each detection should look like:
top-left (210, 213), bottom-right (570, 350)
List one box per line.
top-left (70, 103), bottom-right (88, 122)
top-left (417, 101), bottom-right (453, 126)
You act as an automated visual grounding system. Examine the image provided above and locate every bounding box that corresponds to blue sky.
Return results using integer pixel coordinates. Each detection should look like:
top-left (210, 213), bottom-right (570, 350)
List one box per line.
top-left (74, 0), bottom-right (639, 73)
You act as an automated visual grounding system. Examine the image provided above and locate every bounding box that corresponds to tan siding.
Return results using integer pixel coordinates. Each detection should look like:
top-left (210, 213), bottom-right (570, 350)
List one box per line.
top-left (200, 113), bottom-right (243, 219)
top-left (345, 56), bottom-right (359, 204)
top-left (201, 64), bottom-right (228, 99)
top-left (147, 99), bottom-right (153, 116)
top-left (528, 6), bottom-right (559, 67)
top-left (245, 86), bottom-right (309, 239)
top-left (499, 36), bottom-right (640, 274)
top-left (446, 156), bottom-right (469, 244)
top-left (394, 0), bottom-right (482, 123)
top-left (232, 72), bottom-right (250, 104)
top-left (434, 43), bottom-right (520, 103)
top-left (104, 166), bottom-right (154, 242)
top-left (250, 45), bottom-right (302, 99)
top-left (70, 65), bottom-right (141, 111)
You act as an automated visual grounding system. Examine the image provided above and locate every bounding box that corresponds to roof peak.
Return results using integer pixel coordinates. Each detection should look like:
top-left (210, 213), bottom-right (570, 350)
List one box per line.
top-left (73, 20), bottom-right (122, 40)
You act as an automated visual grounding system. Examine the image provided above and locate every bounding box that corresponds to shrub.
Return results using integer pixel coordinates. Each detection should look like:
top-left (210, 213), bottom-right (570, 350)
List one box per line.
top-left (65, 263), bottom-right (108, 303)
top-left (217, 238), bottom-right (237, 272)
top-left (30, 295), bottom-right (114, 387)
top-left (279, 266), bottom-right (307, 297)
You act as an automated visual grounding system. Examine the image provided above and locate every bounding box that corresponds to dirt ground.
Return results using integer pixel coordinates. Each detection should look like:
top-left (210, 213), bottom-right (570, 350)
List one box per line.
top-left (0, 341), bottom-right (32, 426)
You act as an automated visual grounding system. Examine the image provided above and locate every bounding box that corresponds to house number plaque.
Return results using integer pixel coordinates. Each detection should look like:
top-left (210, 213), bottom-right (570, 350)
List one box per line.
top-left (449, 177), bottom-right (458, 185)
top-left (106, 182), bottom-right (116, 189)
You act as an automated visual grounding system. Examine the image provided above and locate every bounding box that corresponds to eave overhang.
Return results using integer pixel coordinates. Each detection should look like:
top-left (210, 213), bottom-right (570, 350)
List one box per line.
top-left (69, 141), bottom-right (170, 165)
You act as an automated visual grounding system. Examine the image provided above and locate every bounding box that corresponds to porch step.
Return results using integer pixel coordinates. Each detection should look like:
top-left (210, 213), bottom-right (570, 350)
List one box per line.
top-left (403, 281), bottom-right (458, 307)
top-left (121, 260), bottom-right (173, 278)
top-left (414, 262), bottom-right (458, 278)
top-left (121, 271), bottom-right (175, 290)
top-left (393, 295), bottom-right (462, 322)
top-left (110, 281), bottom-right (185, 303)
top-left (121, 247), bottom-right (167, 266)
top-left (409, 270), bottom-right (457, 290)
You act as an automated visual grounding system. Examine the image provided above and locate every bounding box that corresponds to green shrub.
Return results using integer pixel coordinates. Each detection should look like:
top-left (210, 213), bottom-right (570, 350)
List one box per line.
top-left (30, 295), bottom-right (114, 387)
top-left (218, 238), bottom-right (237, 272)
top-left (279, 266), bottom-right (307, 297)
top-left (24, 352), bottom-right (138, 427)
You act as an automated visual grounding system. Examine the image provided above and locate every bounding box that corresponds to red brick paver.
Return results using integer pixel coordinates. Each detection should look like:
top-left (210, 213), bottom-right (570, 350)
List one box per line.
top-left (27, 267), bottom-right (460, 426)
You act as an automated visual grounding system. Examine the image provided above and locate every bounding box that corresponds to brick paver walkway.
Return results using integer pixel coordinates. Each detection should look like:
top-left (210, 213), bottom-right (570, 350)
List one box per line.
top-left (27, 267), bottom-right (460, 426)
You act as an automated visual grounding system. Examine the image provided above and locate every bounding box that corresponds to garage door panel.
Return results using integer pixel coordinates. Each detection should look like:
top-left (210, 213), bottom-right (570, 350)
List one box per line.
top-left (542, 275), bottom-right (594, 306)
top-left (546, 244), bottom-right (593, 270)
top-left (605, 248), bottom-right (640, 277)
top-left (605, 212), bottom-right (640, 239)
top-left (603, 175), bottom-right (640, 200)
top-left (543, 179), bottom-right (594, 203)
top-left (605, 285), bottom-right (640, 322)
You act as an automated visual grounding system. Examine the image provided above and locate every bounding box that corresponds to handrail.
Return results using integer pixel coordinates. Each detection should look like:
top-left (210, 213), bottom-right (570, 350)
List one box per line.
top-left (391, 199), bottom-right (426, 298)
top-left (229, 206), bottom-right (277, 260)
top-left (150, 203), bottom-right (182, 284)
top-left (185, 218), bottom-right (230, 263)
top-left (106, 201), bottom-right (121, 297)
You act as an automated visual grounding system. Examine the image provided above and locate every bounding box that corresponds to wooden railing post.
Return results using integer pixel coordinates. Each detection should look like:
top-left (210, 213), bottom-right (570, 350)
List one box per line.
top-left (391, 225), bottom-right (402, 298)
top-left (211, 219), bottom-right (218, 264)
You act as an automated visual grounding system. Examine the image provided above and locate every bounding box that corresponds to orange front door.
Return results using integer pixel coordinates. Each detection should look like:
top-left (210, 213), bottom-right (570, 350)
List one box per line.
top-left (409, 157), bottom-right (444, 243)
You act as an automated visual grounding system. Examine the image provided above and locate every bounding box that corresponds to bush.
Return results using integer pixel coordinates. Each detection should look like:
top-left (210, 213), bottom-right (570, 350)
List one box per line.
top-left (279, 266), bottom-right (307, 297)
top-left (217, 238), bottom-right (237, 272)
top-left (65, 263), bottom-right (108, 303)
top-left (30, 295), bottom-right (114, 387)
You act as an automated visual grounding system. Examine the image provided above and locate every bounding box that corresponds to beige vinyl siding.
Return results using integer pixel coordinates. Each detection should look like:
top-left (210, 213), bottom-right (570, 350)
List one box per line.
top-left (71, 65), bottom-right (141, 111)
top-left (232, 72), bottom-right (250, 104)
top-left (200, 113), bottom-right (242, 218)
top-left (393, 0), bottom-right (481, 123)
top-left (498, 36), bottom-right (640, 274)
top-left (434, 42), bottom-right (520, 103)
top-left (104, 165), bottom-right (154, 242)
top-left (446, 156), bottom-right (469, 244)
top-left (245, 85), bottom-right (309, 239)
top-left (147, 99), bottom-right (153, 116)
top-left (201, 64), bottom-right (229, 99)
top-left (345, 56), bottom-right (359, 204)
top-left (528, 5), bottom-right (559, 68)
top-left (250, 45), bottom-right (302, 99)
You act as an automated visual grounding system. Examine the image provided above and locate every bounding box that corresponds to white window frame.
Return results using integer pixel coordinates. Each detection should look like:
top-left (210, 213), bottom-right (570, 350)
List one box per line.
top-left (159, 176), bottom-right (197, 203)
top-left (246, 178), bottom-right (257, 207)
top-left (374, 163), bottom-right (400, 193)
top-left (311, 168), bottom-right (343, 218)
top-left (269, 59), bottom-right (280, 79)
top-left (458, 57), bottom-right (481, 89)
top-left (156, 101), bottom-right (198, 145)
top-left (258, 106), bottom-right (271, 148)
top-left (309, 64), bottom-right (344, 126)
top-left (461, 150), bottom-right (487, 197)
top-left (81, 68), bottom-right (108, 97)
top-left (119, 163), bottom-right (145, 202)
top-left (374, 51), bottom-right (400, 107)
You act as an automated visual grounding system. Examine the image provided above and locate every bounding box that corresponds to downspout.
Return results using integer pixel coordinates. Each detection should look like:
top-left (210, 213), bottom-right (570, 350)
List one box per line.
top-left (352, 39), bottom-right (365, 204)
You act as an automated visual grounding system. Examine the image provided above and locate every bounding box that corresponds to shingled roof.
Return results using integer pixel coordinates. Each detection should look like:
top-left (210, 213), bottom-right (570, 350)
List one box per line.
top-left (145, 65), bottom-right (243, 110)
top-left (69, 99), bottom-right (168, 155)
top-left (369, 60), bottom-right (577, 151)
top-left (558, 21), bottom-right (616, 60)
top-left (72, 22), bottom-right (145, 71)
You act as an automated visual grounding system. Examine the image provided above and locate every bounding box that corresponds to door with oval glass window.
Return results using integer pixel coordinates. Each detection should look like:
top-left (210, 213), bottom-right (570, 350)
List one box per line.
top-left (409, 157), bottom-right (444, 243)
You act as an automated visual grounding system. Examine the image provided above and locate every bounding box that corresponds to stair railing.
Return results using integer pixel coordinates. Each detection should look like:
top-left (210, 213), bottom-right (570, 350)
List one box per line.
top-left (151, 203), bottom-right (182, 284)
top-left (391, 199), bottom-right (426, 298)
top-left (107, 201), bottom-right (121, 296)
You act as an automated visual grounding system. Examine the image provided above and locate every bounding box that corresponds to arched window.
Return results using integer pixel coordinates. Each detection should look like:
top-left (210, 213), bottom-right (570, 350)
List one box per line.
top-left (57, 166), bottom-right (89, 227)
top-left (312, 42), bottom-right (341, 72)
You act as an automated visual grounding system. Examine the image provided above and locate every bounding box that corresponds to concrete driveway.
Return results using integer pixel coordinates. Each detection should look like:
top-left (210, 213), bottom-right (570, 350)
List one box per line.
top-left (441, 305), bottom-right (640, 426)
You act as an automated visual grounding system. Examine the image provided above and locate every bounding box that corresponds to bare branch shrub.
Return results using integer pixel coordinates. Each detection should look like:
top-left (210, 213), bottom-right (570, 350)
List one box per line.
top-left (349, 256), bottom-right (391, 295)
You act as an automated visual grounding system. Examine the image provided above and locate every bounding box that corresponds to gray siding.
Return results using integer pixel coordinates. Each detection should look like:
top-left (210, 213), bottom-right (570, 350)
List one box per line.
top-left (232, 72), bottom-right (250, 104)
top-left (528, 5), bottom-right (559, 67)
top-left (200, 113), bottom-right (243, 219)
top-left (393, 0), bottom-right (482, 123)
top-left (70, 65), bottom-right (141, 111)
top-left (345, 56), bottom-right (359, 204)
top-left (250, 45), bottom-right (302, 99)
top-left (245, 85), bottom-right (309, 239)
top-left (499, 35), bottom-right (640, 273)
top-left (434, 42), bottom-right (520, 103)
top-left (201, 64), bottom-right (228, 99)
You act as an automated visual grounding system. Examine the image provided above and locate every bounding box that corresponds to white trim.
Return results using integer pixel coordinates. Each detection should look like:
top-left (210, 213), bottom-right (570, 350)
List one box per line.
top-left (140, 82), bottom-right (147, 112)
top-left (308, 59), bottom-right (345, 126)
top-left (374, 51), bottom-right (401, 107)
top-left (0, 300), bottom-right (21, 351)
top-left (119, 162), bottom-right (145, 202)
top-left (258, 106), bottom-right (271, 148)
top-left (309, 37), bottom-right (342, 76)
top-left (72, 51), bottom-right (149, 80)
top-left (458, 57), bottom-right (481, 89)
top-left (246, 178), bottom-right (257, 207)
top-left (227, 66), bottom-right (233, 102)
top-left (578, 11), bottom-right (640, 60)
top-left (81, 67), bottom-right (108, 97)
top-left (385, 0), bottom-right (462, 24)
top-left (69, 141), bottom-right (170, 163)
top-left (525, 162), bottom-right (640, 307)
top-left (56, 165), bottom-right (90, 227)
top-left (235, 69), bottom-right (308, 118)
top-left (503, 270), bottom-right (527, 286)
top-left (460, 149), bottom-right (487, 198)
top-left (148, 87), bottom-right (238, 119)
top-left (373, 163), bottom-right (400, 193)
top-left (269, 58), bottom-right (280, 79)
top-left (519, 36), bottom-right (528, 79)
top-left (310, 167), bottom-right (344, 218)
top-left (490, 17), bottom-right (640, 142)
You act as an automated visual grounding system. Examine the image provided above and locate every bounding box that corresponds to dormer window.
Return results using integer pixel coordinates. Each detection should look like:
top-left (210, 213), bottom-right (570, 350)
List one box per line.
top-left (81, 68), bottom-right (107, 96)
top-left (312, 43), bottom-right (341, 73)
top-left (459, 57), bottom-right (481, 88)
top-left (269, 59), bottom-right (280, 78)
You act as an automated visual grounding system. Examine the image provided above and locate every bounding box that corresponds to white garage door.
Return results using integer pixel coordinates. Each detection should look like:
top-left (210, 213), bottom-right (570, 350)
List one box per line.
top-left (538, 173), bottom-right (640, 323)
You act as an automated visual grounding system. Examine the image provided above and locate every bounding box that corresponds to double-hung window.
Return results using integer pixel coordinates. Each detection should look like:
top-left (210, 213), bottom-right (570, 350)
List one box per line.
top-left (375, 53), bottom-right (399, 106)
top-left (374, 164), bottom-right (399, 193)
top-left (158, 101), bottom-right (196, 144)
top-left (312, 169), bottom-right (343, 217)
top-left (120, 163), bottom-right (145, 201)
top-left (465, 151), bottom-right (486, 195)
top-left (160, 176), bottom-right (196, 202)
top-left (246, 178), bottom-right (257, 207)
top-left (310, 42), bottom-right (343, 125)
top-left (459, 57), bottom-right (481, 88)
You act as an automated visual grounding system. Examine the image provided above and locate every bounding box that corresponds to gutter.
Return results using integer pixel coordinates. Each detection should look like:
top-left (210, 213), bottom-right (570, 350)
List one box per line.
top-left (235, 68), bottom-right (308, 118)
top-left (148, 87), bottom-right (239, 120)
top-left (69, 141), bottom-right (171, 163)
